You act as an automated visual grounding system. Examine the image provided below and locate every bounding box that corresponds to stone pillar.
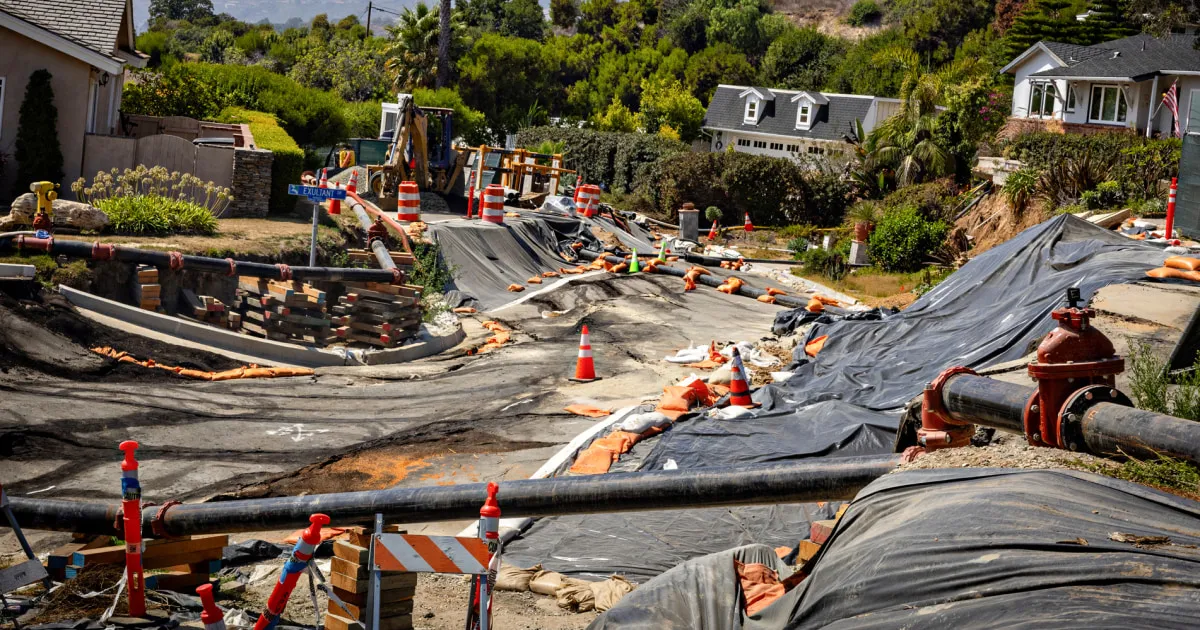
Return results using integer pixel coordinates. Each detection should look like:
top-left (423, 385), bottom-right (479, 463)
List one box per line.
top-left (226, 148), bottom-right (273, 218)
top-left (678, 202), bottom-right (699, 243)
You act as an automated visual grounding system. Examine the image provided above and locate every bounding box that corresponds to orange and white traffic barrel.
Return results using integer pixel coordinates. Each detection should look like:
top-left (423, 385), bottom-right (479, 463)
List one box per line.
top-left (482, 184), bottom-right (506, 224)
top-left (577, 185), bottom-right (600, 218)
top-left (397, 181), bottom-right (421, 222)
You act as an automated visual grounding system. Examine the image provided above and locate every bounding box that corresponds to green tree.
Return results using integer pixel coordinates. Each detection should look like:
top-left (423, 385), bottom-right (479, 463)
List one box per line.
top-left (1081, 0), bottom-right (1139, 43)
top-left (289, 42), bottom-right (389, 102)
top-left (503, 0), bottom-right (547, 39)
top-left (457, 33), bottom-right (551, 139)
top-left (639, 76), bottom-right (705, 141)
top-left (847, 0), bottom-right (882, 25)
top-left (706, 0), bottom-right (770, 55)
top-left (994, 0), bottom-right (1030, 33)
top-left (412, 87), bottom-right (490, 146)
top-left (13, 70), bottom-right (64, 194)
top-left (149, 0), bottom-right (214, 22)
top-left (594, 98), bottom-right (641, 132)
top-left (461, 0), bottom-right (505, 31)
top-left (664, 3), bottom-right (709, 53)
top-left (385, 2), bottom-right (466, 91)
top-left (551, 0), bottom-right (580, 29)
top-left (891, 0), bottom-right (994, 64)
top-left (684, 43), bottom-right (756, 103)
top-left (826, 28), bottom-right (911, 97)
top-left (1127, 0), bottom-right (1198, 38)
top-left (578, 0), bottom-right (617, 37)
top-left (1004, 0), bottom-right (1087, 57)
top-left (761, 26), bottom-right (845, 90)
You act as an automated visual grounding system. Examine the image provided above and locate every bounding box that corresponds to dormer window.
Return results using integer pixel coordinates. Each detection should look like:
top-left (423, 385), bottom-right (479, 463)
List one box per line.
top-left (745, 98), bottom-right (758, 124)
top-left (790, 91), bottom-right (827, 131)
top-left (798, 104), bottom-right (811, 127)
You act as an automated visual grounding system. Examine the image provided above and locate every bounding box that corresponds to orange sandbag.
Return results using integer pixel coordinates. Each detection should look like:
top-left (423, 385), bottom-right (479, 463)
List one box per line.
top-left (564, 404), bottom-right (613, 418)
top-left (813, 294), bottom-right (841, 306)
top-left (527, 276), bottom-right (543, 284)
top-left (611, 263), bottom-right (628, 273)
top-left (683, 275), bottom-right (697, 291)
top-left (656, 385), bottom-right (703, 419)
top-left (507, 284), bottom-right (525, 292)
top-left (1147, 267), bottom-right (1200, 282)
top-left (177, 368), bottom-right (214, 380)
top-left (560, 267), bottom-right (583, 275)
top-left (543, 271), bottom-right (560, 278)
top-left (667, 256), bottom-right (680, 262)
top-left (482, 321), bottom-right (507, 331)
top-left (1165, 256), bottom-right (1200, 271)
top-left (766, 287), bottom-right (788, 296)
top-left (805, 298), bottom-right (824, 313)
top-left (571, 242), bottom-right (584, 250)
top-left (717, 277), bottom-right (745, 294)
top-left (686, 266), bottom-right (711, 277)
top-left (805, 335), bottom-right (828, 357)
top-left (644, 260), bottom-right (660, 273)
top-left (569, 447), bottom-right (618, 475)
top-left (736, 561), bottom-right (787, 616)
top-left (452, 307), bottom-right (477, 314)
top-left (757, 294), bottom-right (776, 304)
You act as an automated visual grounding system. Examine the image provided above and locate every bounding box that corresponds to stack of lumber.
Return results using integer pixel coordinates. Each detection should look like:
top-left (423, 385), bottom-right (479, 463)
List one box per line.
top-left (180, 288), bottom-right (234, 329)
top-left (134, 265), bottom-right (161, 311)
top-left (346, 249), bottom-right (416, 269)
top-left (325, 530), bottom-right (417, 630)
top-left (330, 282), bottom-right (423, 348)
top-left (235, 276), bottom-right (333, 346)
top-left (794, 503), bottom-right (849, 567)
top-left (51, 534), bottom-right (227, 592)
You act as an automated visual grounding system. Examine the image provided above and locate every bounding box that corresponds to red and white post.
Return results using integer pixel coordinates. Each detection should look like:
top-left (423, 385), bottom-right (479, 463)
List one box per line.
top-left (254, 514), bottom-right (329, 630)
top-left (467, 483), bottom-right (501, 630)
top-left (119, 441), bottom-right (146, 617)
top-left (196, 583), bottom-right (226, 630)
top-left (1166, 177), bottom-right (1178, 240)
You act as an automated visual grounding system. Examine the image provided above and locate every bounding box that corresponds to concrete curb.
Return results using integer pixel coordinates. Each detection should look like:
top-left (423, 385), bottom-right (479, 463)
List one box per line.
top-left (363, 323), bottom-right (467, 365)
top-left (0, 263), bottom-right (36, 279)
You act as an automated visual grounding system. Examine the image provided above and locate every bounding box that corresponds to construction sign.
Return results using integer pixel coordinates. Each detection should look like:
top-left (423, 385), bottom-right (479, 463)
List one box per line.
top-left (370, 534), bottom-right (490, 575)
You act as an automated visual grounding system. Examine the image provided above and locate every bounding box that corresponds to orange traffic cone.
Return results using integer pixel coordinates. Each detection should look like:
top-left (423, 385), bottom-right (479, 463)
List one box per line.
top-left (743, 213), bottom-right (753, 232)
top-left (329, 182), bottom-right (342, 215)
top-left (570, 325), bottom-right (600, 382)
top-left (346, 169), bottom-right (359, 194)
top-left (318, 168), bottom-right (329, 189)
top-left (707, 220), bottom-right (719, 240)
top-left (728, 347), bottom-right (754, 407)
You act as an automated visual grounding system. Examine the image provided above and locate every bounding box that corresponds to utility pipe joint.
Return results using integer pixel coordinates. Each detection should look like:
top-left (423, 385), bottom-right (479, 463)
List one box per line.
top-left (918, 366), bottom-right (978, 451)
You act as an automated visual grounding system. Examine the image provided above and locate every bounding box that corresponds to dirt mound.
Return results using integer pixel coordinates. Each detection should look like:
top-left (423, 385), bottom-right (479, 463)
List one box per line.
top-left (955, 192), bottom-right (1053, 256)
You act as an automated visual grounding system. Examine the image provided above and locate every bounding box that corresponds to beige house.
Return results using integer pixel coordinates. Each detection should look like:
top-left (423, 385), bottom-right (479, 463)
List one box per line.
top-left (0, 0), bottom-right (146, 200)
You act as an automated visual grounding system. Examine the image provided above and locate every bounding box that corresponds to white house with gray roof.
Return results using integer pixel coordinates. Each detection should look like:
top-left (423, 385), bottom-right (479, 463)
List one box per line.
top-left (701, 84), bottom-right (900, 162)
top-left (1002, 33), bottom-right (1200, 137)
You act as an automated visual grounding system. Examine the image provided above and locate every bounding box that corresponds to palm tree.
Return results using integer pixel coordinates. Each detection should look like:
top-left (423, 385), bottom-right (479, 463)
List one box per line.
top-left (385, 3), bottom-right (464, 91)
top-left (867, 48), bottom-right (984, 187)
top-left (438, 0), bottom-right (451, 87)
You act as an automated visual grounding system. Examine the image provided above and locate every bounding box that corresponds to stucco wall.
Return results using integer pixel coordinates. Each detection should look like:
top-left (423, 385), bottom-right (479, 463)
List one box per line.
top-left (0, 28), bottom-right (92, 200)
top-left (709, 129), bottom-right (849, 163)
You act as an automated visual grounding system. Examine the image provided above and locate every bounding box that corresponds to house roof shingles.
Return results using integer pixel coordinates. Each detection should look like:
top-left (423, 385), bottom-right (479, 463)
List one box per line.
top-left (1041, 41), bottom-right (1111, 65)
top-left (1031, 33), bottom-right (1200, 80)
top-left (0, 0), bottom-right (127, 61)
top-left (703, 85), bottom-right (872, 142)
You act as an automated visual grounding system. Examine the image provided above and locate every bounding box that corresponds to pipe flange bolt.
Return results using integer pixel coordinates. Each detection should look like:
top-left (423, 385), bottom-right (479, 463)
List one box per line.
top-left (1059, 385), bottom-right (1132, 453)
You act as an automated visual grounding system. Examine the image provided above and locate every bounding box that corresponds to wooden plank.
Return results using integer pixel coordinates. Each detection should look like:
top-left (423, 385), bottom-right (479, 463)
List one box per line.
top-left (73, 535), bottom-right (227, 567)
top-left (329, 570), bottom-right (417, 594)
top-left (325, 611), bottom-right (412, 630)
top-left (0, 559), bottom-right (48, 593)
top-left (332, 556), bottom-right (367, 579)
top-left (237, 277), bottom-right (271, 295)
top-left (47, 542), bottom-right (86, 569)
top-left (329, 583), bottom-right (415, 608)
top-left (270, 311), bottom-right (331, 328)
top-left (333, 541), bottom-right (369, 565)
top-left (137, 268), bottom-right (159, 283)
top-left (337, 297), bottom-right (418, 316)
top-left (138, 284), bottom-right (162, 298)
top-left (332, 596), bottom-right (414, 621)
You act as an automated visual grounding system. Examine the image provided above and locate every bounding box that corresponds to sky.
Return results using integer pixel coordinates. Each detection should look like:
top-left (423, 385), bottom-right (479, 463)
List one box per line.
top-left (131, 0), bottom-right (416, 31)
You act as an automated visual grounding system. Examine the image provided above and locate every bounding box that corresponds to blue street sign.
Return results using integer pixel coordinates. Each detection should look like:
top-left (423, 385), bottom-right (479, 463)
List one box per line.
top-left (288, 184), bottom-right (347, 201)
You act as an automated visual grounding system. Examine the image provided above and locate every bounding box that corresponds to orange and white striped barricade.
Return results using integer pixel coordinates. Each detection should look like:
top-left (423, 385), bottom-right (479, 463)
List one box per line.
top-left (481, 184), bottom-right (506, 224)
top-left (369, 528), bottom-right (495, 629)
top-left (397, 181), bottom-right (421, 222)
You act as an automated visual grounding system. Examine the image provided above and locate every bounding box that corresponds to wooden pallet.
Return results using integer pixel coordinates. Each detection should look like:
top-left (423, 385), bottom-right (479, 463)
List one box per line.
top-left (327, 281), bottom-right (424, 349)
top-left (57, 534), bottom-right (226, 592)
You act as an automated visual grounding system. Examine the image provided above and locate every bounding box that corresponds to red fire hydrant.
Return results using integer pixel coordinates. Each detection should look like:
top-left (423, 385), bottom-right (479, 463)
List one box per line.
top-left (1026, 288), bottom-right (1123, 449)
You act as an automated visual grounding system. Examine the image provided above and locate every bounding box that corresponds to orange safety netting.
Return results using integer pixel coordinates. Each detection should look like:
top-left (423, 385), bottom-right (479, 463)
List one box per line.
top-left (805, 335), bottom-right (828, 357)
top-left (91, 347), bottom-right (314, 381)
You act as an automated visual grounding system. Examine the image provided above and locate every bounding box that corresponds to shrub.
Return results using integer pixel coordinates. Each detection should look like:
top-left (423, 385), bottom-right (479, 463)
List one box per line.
top-left (846, 0), bottom-right (882, 25)
top-left (801, 245), bottom-right (847, 280)
top-left (1004, 167), bottom-right (1038, 212)
top-left (1081, 180), bottom-right (1125, 210)
top-left (869, 205), bottom-right (949, 272)
top-left (1128, 341), bottom-right (1200, 420)
top-left (880, 179), bottom-right (956, 219)
top-left (72, 165), bottom-right (231, 215)
top-left (412, 87), bottom-right (490, 147)
top-left (13, 70), bottom-right (64, 196)
top-left (515, 127), bottom-right (687, 194)
top-left (219, 107), bottom-right (303, 213)
top-left (1002, 132), bottom-right (1180, 202)
top-left (343, 101), bottom-right (383, 139)
top-left (96, 194), bottom-right (219, 235)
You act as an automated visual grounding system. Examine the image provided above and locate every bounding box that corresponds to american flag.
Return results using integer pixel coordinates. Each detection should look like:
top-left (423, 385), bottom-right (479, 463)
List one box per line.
top-left (1164, 79), bottom-right (1180, 138)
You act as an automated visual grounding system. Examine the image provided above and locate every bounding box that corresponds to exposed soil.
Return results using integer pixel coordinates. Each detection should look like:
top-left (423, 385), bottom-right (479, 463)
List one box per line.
top-left (956, 192), bottom-right (1053, 256)
top-left (53, 217), bottom-right (348, 259)
top-left (897, 432), bottom-right (1119, 473)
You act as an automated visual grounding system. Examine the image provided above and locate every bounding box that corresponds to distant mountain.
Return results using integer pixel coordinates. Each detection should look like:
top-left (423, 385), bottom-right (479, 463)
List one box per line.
top-left (131, 0), bottom-right (413, 31)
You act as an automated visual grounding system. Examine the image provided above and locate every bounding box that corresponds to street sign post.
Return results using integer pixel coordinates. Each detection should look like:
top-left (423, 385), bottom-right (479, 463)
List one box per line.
top-left (289, 184), bottom-right (348, 266)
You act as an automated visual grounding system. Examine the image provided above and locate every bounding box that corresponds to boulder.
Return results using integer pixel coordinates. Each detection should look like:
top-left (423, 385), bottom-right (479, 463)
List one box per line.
top-left (9, 193), bottom-right (109, 231)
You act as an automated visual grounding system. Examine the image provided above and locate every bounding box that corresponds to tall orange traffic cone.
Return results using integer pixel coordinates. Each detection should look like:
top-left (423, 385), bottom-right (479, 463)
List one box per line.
top-left (707, 220), bottom-right (719, 240)
top-left (728, 347), bottom-right (754, 407)
top-left (743, 212), bottom-right (753, 232)
top-left (570, 325), bottom-right (599, 382)
top-left (346, 169), bottom-right (359, 194)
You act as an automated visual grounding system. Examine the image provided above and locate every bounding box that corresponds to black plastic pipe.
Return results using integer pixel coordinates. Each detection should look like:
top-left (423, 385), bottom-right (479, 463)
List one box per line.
top-left (579, 249), bottom-right (811, 310)
top-left (0, 236), bottom-right (402, 283)
top-left (4, 456), bottom-right (900, 536)
top-left (941, 374), bottom-right (1029, 434)
top-left (1082, 402), bottom-right (1200, 463)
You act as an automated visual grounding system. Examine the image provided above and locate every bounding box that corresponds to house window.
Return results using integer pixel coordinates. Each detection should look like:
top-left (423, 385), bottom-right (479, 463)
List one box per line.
top-left (797, 104), bottom-right (811, 128)
top-left (786, 144), bottom-right (798, 152)
top-left (86, 79), bottom-right (98, 134)
top-left (1089, 85), bottom-right (1128, 124)
top-left (0, 77), bottom-right (5, 141)
top-left (745, 98), bottom-right (758, 123)
top-left (769, 142), bottom-right (783, 151)
top-left (752, 140), bottom-right (766, 149)
top-left (1028, 81), bottom-right (1056, 118)
top-left (1065, 84), bottom-right (1076, 113)
top-left (737, 138), bottom-right (750, 147)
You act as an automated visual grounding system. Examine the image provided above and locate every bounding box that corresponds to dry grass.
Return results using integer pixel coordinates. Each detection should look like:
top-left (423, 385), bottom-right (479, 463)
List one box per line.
top-left (28, 564), bottom-right (162, 623)
top-left (55, 217), bottom-right (347, 258)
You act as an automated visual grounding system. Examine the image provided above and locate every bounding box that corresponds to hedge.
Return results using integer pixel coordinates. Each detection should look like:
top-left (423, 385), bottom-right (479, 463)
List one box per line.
top-left (634, 151), bottom-right (851, 226)
top-left (220, 107), bottom-right (303, 214)
top-left (514, 127), bottom-right (687, 193)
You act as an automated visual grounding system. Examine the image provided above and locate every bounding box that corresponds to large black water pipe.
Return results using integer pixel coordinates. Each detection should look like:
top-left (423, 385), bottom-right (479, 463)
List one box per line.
top-left (578, 249), bottom-right (812, 310)
top-left (4, 456), bottom-right (900, 537)
top-left (940, 373), bottom-right (1200, 465)
top-left (0, 235), bottom-right (403, 284)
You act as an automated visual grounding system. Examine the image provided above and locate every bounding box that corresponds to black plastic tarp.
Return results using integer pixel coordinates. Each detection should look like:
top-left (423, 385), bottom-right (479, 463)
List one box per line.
top-left (591, 468), bottom-right (1200, 629)
top-left (772, 214), bottom-right (1166, 411)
